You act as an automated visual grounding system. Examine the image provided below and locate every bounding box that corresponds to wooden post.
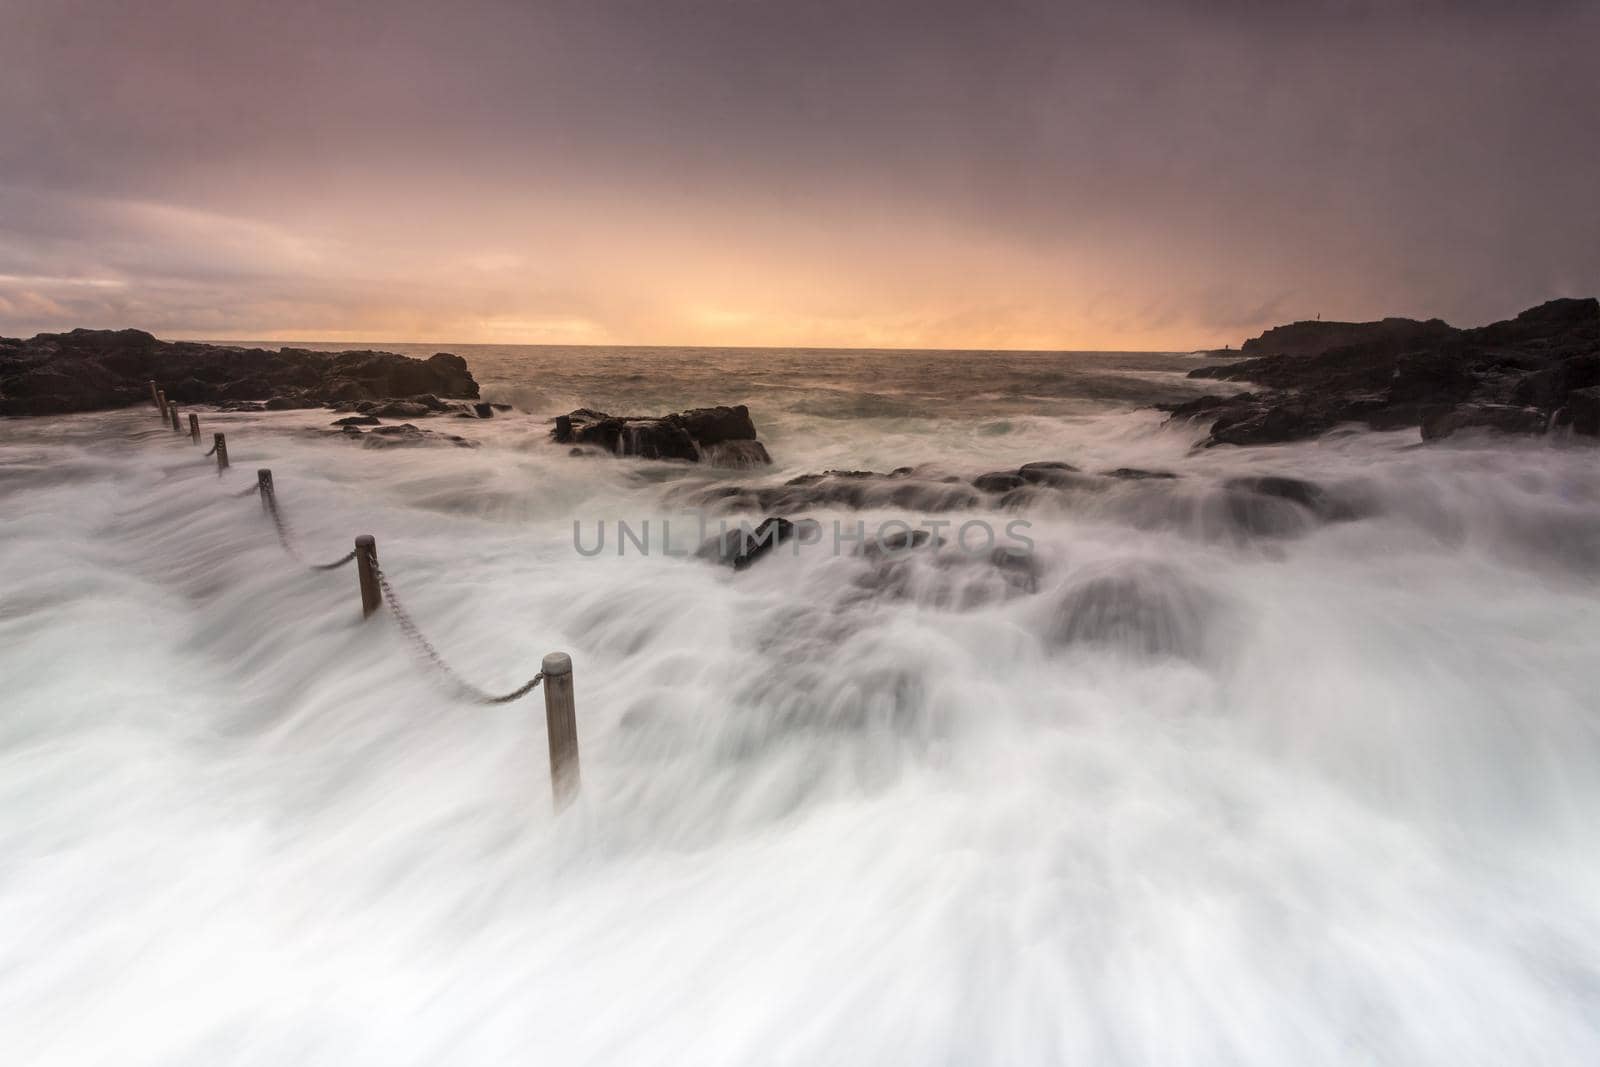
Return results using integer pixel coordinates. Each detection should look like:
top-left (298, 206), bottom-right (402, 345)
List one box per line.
top-left (354, 534), bottom-right (382, 618)
top-left (213, 432), bottom-right (229, 470)
top-left (169, 405), bottom-right (181, 432)
top-left (157, 390), bottom-right (168, 420)
top-left (188, 412), bottom-right (200, 443)
top-left (541, 652), bottom-right (580, 808)
top-left (257, 469), bottom-right (273, 510)
top-left (149, 380), bottom-right (161, 409)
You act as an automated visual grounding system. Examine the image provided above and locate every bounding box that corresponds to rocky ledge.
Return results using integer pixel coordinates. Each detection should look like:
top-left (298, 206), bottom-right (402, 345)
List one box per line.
top-left (1169, 297), bottom-right (1599, 446)
top-left (553, 405), bottom-right (772, 466)
top-left (0, 328), bottom-right (479, 416)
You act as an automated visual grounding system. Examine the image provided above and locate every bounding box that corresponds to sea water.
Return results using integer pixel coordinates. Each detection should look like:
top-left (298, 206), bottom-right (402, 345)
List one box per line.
top-left (2, 345), bottom-right (1598, 1065)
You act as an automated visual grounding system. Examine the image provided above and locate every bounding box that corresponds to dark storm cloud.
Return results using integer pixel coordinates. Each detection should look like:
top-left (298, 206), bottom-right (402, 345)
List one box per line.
top-left (0, 0), bottom-right (1595, 345)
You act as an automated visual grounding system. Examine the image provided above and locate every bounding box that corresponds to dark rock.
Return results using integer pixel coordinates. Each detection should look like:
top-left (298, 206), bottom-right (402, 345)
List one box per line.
top-left (973, 471), bottom-right (1027, 493)
top-left (1222, 476), bottom-right (1368, 523)
top-left (698, 440), bottom-right (773, 467)
top-left (332, 415), bottom-right (380, 426)
top-left (370, 400), bottom-right (434, 419)
top-left (1237, 316), bottom-right (1457, 358)
top-left (1420, 403), bottom-right (1551, 441)
top-left (265, 395), bottom-right (323, 410)
top-left (697, 516), bottom-right (819, 570)
top-left (1105, 468), bottom-right (1179, 480)
top-left (1017, 461), bottom-right (1088, 488)
top-left (1174, 297), bottom-right (1599, 447)
top-left (357, 423), bottom-right (478, 448)
top-left (552, 404), bottom-right (770, 465)
top-left (0, 329), bottom-right (481, 417)
top-left (1567, 387), bottom-right (1600, 436)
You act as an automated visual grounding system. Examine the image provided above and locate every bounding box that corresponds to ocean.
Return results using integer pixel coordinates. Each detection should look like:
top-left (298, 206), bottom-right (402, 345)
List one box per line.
top-left (2, 344), bottom-right (1598, 1065)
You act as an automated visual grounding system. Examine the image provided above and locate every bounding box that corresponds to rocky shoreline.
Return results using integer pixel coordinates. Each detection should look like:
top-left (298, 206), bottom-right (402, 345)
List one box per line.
top-left (0, 328), bottom-right (480, 416)
top-left (1167, 297), bottom-right (1599, 446)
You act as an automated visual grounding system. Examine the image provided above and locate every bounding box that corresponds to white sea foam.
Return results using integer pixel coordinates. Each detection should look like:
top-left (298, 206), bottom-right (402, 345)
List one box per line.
top-left (2, 352), bottom-right (1599, 1064)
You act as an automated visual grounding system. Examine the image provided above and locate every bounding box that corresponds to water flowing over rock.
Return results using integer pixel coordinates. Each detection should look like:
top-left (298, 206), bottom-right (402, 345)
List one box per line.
top-left (0, 329), bottom-right (480, 416)
top-left (1172, 298), bottom-right (1600, 445)
top-left (552, 405), bottom-right (772, 465)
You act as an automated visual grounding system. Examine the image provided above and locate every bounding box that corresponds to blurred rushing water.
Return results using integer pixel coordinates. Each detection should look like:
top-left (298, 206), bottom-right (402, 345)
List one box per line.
top-left (2, 344), bottom-right (1600, 1065)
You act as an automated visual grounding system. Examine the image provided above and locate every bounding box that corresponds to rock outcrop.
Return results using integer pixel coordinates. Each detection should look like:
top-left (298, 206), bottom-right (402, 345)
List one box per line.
top-left (1239, 316), bottom-right (1456, 358)
top-left (1172, 298), bottom-right (1600, 445)
top-left (553, 405), bottom-right (772, 466)
top-left (0, 328), bottom-right (480, 416)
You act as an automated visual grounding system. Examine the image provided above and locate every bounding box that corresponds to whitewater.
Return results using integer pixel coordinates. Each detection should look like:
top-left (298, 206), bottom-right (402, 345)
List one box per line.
top-left (2, 345), bottom-right (1599, 1065)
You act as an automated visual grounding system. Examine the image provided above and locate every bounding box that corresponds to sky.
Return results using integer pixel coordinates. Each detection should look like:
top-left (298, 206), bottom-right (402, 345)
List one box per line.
top-left (1, 0), bottom-right (1597, 350)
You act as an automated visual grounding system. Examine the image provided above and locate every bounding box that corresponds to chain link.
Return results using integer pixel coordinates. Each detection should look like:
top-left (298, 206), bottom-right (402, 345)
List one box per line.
top-left (373, 563), bottom-right (544, 704)
top-left (257, 486), bottom-right (360, 570)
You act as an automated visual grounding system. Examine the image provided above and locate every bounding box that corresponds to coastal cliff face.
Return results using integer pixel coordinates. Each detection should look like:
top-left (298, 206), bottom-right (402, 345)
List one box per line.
top-left (1172, 298), bottom-right (1600, 445)
top-left (0, 329), bottom-right (479, 416)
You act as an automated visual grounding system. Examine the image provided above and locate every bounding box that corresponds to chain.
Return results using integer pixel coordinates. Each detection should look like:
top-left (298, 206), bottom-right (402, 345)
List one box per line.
top-left (373, 563), bottom-right (544, 704)
top-left (203, 442), bottom-right (218, 457)
top-left (256, 486), bottom-right (360, 570)
top-left (235, 483), bottom-right (262, 497)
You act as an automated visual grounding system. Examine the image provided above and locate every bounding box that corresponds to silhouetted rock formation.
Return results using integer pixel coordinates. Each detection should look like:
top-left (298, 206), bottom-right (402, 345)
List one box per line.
top-left (553, 405), bottom-right (772, 465)
top-left (1172, 298), bottom-right (1600, 445)
top-left (0, 328), bottom-right (479, 416)
top-left (1240, 317), bottom-right (1456, 357)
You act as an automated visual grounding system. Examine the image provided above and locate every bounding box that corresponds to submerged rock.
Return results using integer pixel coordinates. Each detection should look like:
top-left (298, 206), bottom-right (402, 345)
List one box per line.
top-left (553, 404), bottom-right (771, 466)
top-left (1046, 561), bottom-right (1219, 662)
top-left (341, 423), bottom-right (478, 448)
top-left (697, 516), bottom-right (820, 570)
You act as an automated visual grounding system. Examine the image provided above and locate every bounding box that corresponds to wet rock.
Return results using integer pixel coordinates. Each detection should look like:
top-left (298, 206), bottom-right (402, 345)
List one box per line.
top-left (265, 395), bottom-right (323, 410)
top-left (698, 440), bottom-right (773, 467)
top-left (1222, 476), bottom-right (1368, 523)
top-left (357, 423), bottom-right (478, 448)
top-left (1569, 386), bottom-right (1600, 436)
top-left (697, 516), bottom-right (819, 570)
top-left (369, 399), bottom-right (435, 419)
top-left (553, 404), bottom-right (768, 465)
top-left (973, 471), bottom-right (1026, 493)
top-left (0, 328), bottom-right (480, 416)
top-left (1176, 297), bottom-right (1600, 447)
top-left (1047, 562), bottom-right (1218, 661)
top-left (851, 541), bottom-right (1042, 611)
top-left (332, 415), bottom-right (380, 426)
top-left (1104, 468), bottom-right (1179, 480)
top-left (857, 529), bottom-right (942, 558)
top-left (1419, 403), bottom-right (1553, 441)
